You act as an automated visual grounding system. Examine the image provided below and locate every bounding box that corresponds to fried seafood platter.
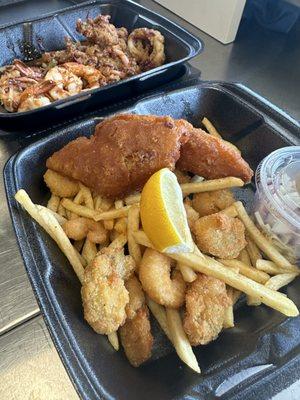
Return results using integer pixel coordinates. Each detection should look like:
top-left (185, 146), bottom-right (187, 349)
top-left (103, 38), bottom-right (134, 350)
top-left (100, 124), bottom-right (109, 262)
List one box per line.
top-left (0, 14), bottom-right (166, 113)
top-left (15, 114), bottom-right (299, 373)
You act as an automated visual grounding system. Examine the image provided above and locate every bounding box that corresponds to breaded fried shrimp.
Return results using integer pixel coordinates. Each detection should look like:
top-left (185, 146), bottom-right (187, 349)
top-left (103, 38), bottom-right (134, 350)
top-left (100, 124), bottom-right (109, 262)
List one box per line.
top-left (63, 217), bottom-right (108, 244)
top-left (120, 306), bottom-right (153, 367)
top-left (125, 275), bottom-right (145, 320)
top-left (81, 247), bottom-right (135, 334)
top-left (44, 169), bottom-right (79, 197)
top-left (184, 198), bottom-right (199, 230)
top-left (192, 189), bottom-right (235, 217)
top-left (192, 213), bottom-right (246, 259)
top-left (183, 274), bottom-right (231, 345)
top-left (139, 248), bottom-right (186, 308)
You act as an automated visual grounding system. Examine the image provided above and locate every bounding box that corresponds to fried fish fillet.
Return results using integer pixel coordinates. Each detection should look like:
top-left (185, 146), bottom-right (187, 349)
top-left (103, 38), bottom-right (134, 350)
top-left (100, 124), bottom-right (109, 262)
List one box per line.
top-left (177, 128), bottom-right (253, 183)
top-left (46, 114), bottom-right (191, 198)
top-left (46, 115), bottom-right (253, 199)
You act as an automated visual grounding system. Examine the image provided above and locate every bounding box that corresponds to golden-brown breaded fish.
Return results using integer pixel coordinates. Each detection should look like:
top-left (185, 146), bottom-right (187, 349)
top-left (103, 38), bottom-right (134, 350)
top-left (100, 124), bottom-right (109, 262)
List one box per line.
top-left (177, 128), bottom-right (253, 183)
top-left (46, 114), bottom-right (191, 198)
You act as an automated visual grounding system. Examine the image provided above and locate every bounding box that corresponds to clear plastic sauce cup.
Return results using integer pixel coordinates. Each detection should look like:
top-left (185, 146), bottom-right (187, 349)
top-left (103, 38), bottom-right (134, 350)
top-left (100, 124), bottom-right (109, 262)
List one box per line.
top-left (254, 146), bottom-right (300, 265)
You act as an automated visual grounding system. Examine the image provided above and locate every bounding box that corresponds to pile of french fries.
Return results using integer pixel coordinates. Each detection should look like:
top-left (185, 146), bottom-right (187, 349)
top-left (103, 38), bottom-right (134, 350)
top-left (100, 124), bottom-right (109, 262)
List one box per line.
top-left (14, 118), bottom-right (299, 374)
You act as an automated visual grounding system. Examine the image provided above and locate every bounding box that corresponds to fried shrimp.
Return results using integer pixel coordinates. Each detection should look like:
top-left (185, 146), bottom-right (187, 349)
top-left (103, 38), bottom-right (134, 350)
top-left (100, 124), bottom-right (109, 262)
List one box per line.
top-left (63, 62), bottom-right (105, 89)
top-left (192, 189), bottom-right (235, 217)
top-left (139, 248), bottom-right (186, 308)
top-left (63, 217), bottom-right (108, 244)
top-left (192, 213), bottom-right (246, 259)
top-left (183, 274), bottom-right (231, 345)
top-left (184, 198), bottom-right (199, 230)
top-left (125, 275), bottom-right (145, 320)
top-left (81, 246), bottom-right (135, 334)
top-left (119, 306), bottom-right (153, 367)
top-left (45, 66), bottom-right (83, 100)
top-left (128, 28), bottom-right (165, 70)
top-left (43, 169), bottom-right (79, 197)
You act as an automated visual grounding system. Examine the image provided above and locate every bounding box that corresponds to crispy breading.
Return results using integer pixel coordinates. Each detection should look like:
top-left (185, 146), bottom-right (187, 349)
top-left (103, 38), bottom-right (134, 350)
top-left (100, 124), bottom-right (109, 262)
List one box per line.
top-left (192, 189), bottom-right (235, 217)
top-left (139, 248), bottom-right (186, 308)
top-left (81, 246), bottom-right (135, 334)
top-left (183, 274), bottom-right (231, 345)
top-left (184, 198), bottom-right (199, 230)
top-left (177, 128), bottom-right (253, 183)
top-left (192, 213), bottom-right (246, 259)
top-left (46, 114), bottom-right (191, 198)
top-left (44, 169), bottom-right (79, 197)
top-left (125, 275), bottom-right (145, 320)
top-left (119, 306), bottom-right (153, 367)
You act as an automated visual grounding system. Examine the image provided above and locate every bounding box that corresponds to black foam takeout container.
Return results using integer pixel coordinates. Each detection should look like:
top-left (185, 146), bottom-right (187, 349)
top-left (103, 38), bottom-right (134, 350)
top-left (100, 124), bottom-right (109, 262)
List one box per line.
top-left (4, 82), bottom-right (300, 400)
top-left (0, 0), bottom-right (202, 131)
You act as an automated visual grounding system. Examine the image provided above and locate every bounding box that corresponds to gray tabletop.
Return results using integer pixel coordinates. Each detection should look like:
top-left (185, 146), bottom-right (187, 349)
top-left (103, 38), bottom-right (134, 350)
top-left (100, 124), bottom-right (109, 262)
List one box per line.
top-left (0, 1), bottom-right (299, 399)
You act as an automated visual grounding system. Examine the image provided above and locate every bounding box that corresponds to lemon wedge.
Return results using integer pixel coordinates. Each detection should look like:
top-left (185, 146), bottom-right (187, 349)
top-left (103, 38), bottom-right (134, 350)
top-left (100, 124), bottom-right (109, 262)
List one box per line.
top-left (140, 168), bottom-right (194, 253)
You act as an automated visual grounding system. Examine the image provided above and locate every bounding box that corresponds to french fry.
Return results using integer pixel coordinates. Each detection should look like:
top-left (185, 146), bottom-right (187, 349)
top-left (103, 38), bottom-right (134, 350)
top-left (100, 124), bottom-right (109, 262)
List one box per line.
top-left (107, 332), bottom-right (119, 351)
top-left (61, 199), bottom-right (97, 219)
top-left (201, 117), bottom-right (222, 139)
top-left (237, 248), bottom-right (257, 305)
top-left (238, 248), bottom-right (252, 266)
top-left (74, 189), bottom-right (85, 205)
top-left (47, 194), bottom-right (60, 212)
top-left (73, 246), bottom-right (87, 267)
top-left (234, 201), bottom-right (292, 269)
top-left (146, 296), bottom-right (172, 342)
top-left (178, 263), bottom-right (197, 282)
top-left (219, 259), bottom-right (270, 284)
top-left (94, 195), bottom-right (103, 210)
top-left (36, 205), bottom-right (67, 225)
top-left (109, 233), bottom-right (127, 248)
top-left (125, 177), bottom-right (244, 204)
top-left (94, 206), bottom-right (131, 222)
top-left (231, 289), bottom-right (241, 304)
top-left (58, 200), bottom-right (67, 218)
top-left (79, 183), bottom-right (94, 209)
top-left (100, 198), bottom-right (114, 211)
top-left (166, 308), bottom-right (200, 373)
top-left (219, 204), bottom-right (238, 218)
top-left (181, 177), bottom-right (244, 196)
top-left (127, 205), bottom-right (142, 266)
top-left (133, 231), bottom-right (299, 317)
top-left (115, 200), bottom-right (124, 209)
top-left (178, 243), bottom-right (203, 283)
top-left (246, 296), bottom-right (261, 306)
top-left (265, 273), bottom-right (299, 291)
top-left (15, 190), bottom-right (85, 283)
top-left (256, 259), bottom-right (299, 275)
top-left (246, 237), bottom-right (262, 266)
top-left (114, 218), bottom-right (127, 234)
top-left (125, 193), bottom-right (141, 205)
top-left (62, 198), bottom-right (131, 221)
top-left (103, 219), bottom-right (114, 230)
top-left (223, 287), bottom-right (234, 328)
top-left (82, 238), bottom-right (97, 264)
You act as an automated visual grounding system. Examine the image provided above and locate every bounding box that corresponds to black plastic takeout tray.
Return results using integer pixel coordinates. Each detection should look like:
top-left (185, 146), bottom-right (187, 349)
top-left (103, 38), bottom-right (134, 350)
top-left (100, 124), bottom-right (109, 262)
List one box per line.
top-left (0, 0), bottom-right (202, 131)
top-left (4, 82), bottom-right (300, 400)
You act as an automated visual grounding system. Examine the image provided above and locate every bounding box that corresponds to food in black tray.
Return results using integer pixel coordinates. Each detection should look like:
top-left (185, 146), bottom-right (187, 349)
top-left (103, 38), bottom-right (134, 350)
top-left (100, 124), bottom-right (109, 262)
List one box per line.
top-left (14, 113), bottom-right (299, 372)
top-left (0, 14), bottom-right (166, 113)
